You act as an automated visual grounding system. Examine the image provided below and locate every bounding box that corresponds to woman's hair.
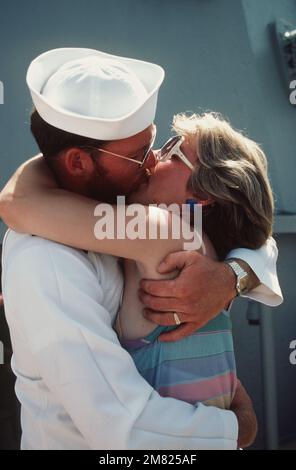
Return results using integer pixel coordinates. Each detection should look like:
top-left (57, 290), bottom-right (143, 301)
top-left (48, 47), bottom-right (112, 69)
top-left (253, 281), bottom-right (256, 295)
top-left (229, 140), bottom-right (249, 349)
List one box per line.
top-left (173, 112), bottom-right (274, 260)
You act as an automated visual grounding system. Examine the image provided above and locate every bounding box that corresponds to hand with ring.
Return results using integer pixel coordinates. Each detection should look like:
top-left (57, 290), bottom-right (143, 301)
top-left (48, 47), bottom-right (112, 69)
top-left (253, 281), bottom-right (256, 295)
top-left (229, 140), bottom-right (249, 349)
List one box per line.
top-left (138, 250), bottom-right (239, 343)
top-left (173, 312), bottom-right (181, 326)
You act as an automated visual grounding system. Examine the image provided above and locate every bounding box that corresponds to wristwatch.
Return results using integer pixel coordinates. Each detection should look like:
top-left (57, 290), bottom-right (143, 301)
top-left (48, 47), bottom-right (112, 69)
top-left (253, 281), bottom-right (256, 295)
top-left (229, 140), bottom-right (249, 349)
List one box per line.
top-left (225, 260), bottom-right (249, 296)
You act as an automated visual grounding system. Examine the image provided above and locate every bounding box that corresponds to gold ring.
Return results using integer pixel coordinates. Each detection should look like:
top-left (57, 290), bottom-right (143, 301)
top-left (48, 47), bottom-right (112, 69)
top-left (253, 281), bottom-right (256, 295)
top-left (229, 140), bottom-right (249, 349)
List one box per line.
top-left (173, 312), bottom-right (181, 326)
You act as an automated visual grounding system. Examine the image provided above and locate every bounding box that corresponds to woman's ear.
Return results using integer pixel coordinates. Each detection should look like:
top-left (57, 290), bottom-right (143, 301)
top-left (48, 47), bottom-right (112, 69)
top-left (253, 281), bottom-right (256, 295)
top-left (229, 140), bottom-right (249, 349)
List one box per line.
top-left (198, 196), bottom-right (215, 207)
top-left (186, 196), bottom-right (215, 207)
top-left (63, 148), bottom-right (95, 176)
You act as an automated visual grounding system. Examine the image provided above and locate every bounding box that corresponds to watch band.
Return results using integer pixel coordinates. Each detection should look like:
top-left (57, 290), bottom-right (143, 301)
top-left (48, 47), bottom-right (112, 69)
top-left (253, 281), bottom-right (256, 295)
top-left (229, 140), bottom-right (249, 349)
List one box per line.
top-left (226, 260), bottom-right (249, 296)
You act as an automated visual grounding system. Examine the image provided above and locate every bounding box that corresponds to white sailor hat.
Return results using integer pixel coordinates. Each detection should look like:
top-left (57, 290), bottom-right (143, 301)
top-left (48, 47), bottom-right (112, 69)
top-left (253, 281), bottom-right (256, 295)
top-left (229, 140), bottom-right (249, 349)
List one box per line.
top-left (26, 48), bottom-right (165, 140)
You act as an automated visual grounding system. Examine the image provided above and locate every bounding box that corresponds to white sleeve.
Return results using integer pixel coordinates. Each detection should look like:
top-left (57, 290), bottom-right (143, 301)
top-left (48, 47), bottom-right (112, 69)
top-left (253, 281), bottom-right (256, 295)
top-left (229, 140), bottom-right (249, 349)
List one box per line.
top-left (227, 237), bottom-right (283, 306)
top-left (6, 240), bottom-right (238, 450)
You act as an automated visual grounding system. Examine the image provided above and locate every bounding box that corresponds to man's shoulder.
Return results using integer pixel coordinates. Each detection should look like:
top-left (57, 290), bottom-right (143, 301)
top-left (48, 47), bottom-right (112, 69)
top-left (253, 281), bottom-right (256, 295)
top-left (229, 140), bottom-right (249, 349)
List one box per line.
top-left (2, 231), bottom-right (123, 326)
top-left (1, 230), bottom-right (98, 284)
top-left (3, 229), bottom-right (86, 263)
top-left (2, 230), bottom-right (122, 285)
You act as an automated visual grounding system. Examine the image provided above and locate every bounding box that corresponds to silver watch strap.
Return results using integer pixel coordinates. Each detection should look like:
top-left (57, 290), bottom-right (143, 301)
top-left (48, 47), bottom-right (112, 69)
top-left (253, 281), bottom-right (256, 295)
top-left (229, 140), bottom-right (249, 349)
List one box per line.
top-left (226, 260), bottom-right (249, 295)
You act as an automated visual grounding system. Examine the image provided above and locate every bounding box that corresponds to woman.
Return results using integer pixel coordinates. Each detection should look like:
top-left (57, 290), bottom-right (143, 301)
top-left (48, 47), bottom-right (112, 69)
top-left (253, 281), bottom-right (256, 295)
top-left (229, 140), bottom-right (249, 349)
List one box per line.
top-left (1, 112), bottom-right (274, 411)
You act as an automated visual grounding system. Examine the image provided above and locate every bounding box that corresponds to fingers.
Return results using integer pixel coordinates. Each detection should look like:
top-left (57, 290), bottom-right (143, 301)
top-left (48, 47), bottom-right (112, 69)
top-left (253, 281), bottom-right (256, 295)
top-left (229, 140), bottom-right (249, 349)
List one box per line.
top-left (158, 323), bottom-right (198, 342)
top-left (0, 294), bottom-right (3, 307)
top-left (143, 309), bottom-right (180, 326)
top-left (139, 289), bottom-right (184, 311)
top-left (157, 251), bottom-right (189, 275)
top-left (140, 250), bottom-right (203, 296)
top-left (157, 250), bottom-right (203, 275)
top-left (143, 308), bottom-right (208, 332)
top-left (139, 279), bottom-right (178, 297)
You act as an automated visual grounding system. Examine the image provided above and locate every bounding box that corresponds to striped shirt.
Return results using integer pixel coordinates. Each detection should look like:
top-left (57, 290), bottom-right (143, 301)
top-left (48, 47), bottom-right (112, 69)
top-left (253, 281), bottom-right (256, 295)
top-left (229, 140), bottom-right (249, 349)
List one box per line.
top-left (121, 311), bottom-right (237, 409)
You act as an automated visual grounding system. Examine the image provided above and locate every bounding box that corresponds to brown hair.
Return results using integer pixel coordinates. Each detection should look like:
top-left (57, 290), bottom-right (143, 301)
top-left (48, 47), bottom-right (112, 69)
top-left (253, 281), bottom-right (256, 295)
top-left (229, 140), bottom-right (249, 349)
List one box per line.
top-left (30, 108), bottom-right (104, 162)
top-left (173, 112), bottom-right (274, 260)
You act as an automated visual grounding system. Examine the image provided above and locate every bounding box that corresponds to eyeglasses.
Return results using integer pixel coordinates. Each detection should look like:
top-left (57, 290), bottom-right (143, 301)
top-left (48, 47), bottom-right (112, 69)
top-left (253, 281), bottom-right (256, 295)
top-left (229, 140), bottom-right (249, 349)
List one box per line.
top-left (158, 135), bottom-right (194, 171)
top-left (81, 134), bottom-right (156, 169)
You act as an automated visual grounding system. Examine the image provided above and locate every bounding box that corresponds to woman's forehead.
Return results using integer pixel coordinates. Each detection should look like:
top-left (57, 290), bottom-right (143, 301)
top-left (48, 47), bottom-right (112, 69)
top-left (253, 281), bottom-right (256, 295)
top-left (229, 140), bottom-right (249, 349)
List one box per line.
top-left (182, 134), bottom-right (199, 161)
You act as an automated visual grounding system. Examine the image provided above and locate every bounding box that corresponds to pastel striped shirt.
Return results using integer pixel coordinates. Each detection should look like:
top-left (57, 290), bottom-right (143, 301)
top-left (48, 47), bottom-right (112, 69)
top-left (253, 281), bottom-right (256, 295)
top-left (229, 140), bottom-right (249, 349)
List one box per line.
top-left (121, 311), bottom-right (237, 409)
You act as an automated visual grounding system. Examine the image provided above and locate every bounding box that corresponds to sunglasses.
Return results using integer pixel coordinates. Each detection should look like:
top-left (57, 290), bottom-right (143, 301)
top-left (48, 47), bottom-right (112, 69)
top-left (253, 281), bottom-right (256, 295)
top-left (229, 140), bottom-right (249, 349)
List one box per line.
top-left (158, 135), bottom-right (194, 171)
top-left (81, 134), bottom-right (156, 169)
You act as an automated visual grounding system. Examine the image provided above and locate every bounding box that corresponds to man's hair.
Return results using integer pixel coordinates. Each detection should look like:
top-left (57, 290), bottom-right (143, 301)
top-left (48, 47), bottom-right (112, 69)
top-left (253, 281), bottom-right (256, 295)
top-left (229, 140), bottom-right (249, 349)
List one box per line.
top-left (173, 112), bottom-right (274, 260)
top-left (30, 108), bottom-right (104, 162)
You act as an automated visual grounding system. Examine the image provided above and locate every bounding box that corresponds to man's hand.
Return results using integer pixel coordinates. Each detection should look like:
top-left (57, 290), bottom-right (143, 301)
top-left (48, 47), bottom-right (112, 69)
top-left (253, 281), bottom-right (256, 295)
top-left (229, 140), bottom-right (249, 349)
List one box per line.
top-left (230, 380), bottom-right (258, 449)
top-left (139, 250), bottom-right (237, 342)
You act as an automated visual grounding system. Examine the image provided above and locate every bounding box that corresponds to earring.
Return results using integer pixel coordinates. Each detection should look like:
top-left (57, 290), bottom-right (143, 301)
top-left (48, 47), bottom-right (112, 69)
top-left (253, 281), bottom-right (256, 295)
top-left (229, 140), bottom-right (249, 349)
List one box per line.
top-left (186, 199), bottom-right (198, 209)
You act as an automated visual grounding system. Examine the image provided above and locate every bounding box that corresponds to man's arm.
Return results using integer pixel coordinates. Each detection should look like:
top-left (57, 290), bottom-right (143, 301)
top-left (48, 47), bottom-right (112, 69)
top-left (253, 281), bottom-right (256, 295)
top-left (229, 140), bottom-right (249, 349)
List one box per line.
top-left (230, 380), bottom-right (258, 449)
top-left (140, 238), bottom-right (283, 342)
top-left (2, 233), bottom-right (238, 450)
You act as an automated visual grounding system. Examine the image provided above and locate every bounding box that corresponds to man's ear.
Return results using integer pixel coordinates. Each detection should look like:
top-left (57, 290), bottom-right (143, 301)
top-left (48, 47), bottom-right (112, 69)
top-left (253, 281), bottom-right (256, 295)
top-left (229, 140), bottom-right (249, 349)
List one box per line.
top-left (63, 148), bottom-right (95, 176)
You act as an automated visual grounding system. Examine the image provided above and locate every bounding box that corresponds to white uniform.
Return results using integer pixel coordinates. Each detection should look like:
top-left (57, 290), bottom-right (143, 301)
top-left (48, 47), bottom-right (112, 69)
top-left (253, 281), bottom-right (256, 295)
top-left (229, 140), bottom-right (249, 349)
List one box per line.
top-left (2, 230), bottom-right (282, 450)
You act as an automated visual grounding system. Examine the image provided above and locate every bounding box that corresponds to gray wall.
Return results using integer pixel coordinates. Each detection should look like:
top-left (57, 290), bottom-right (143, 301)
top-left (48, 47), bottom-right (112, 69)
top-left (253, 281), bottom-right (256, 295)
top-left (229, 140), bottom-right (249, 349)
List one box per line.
top-left (0, 0), bottom-right (295, 449)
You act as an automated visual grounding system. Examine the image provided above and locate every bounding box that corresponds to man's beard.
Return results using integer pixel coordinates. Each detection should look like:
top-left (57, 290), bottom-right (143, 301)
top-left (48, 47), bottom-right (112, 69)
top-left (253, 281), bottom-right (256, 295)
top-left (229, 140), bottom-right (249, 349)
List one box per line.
top-left (89, 180), bottom-right (126, 204)
top-left (127, 180), bottom-right (152, 205)
top-left (89, 172), bottom-right (135, 204)
top-left (89, 163), bottom-right (148, 204)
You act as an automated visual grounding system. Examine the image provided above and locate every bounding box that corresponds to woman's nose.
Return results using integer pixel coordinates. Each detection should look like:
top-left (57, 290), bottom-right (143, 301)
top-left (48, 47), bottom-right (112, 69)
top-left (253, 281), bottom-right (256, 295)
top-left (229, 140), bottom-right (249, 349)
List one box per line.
top-left (143, 149), bottom-right (157, 173)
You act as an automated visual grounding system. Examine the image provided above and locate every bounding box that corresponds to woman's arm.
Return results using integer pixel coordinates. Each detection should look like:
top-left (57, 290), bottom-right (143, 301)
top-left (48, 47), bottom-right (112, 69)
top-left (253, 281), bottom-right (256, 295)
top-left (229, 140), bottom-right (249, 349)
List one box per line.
top-left (0, 158), bottom-right (201, 266)
top-left (0, 155), bottom-right (58, 228)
